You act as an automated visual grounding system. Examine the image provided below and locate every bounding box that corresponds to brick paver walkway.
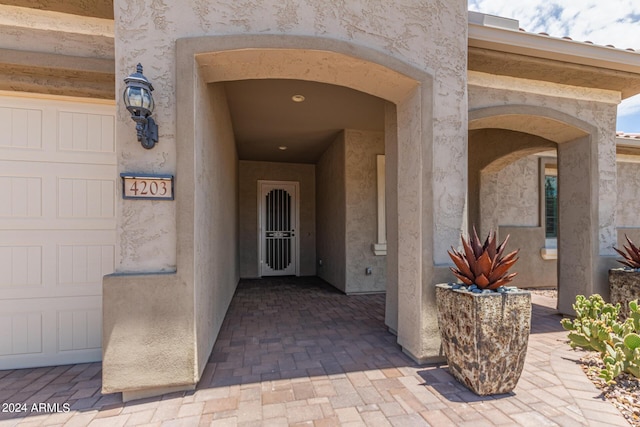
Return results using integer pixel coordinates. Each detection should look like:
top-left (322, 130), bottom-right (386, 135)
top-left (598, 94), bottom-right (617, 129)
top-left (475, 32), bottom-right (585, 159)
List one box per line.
top-left (0, 277), bottom-right (630, 426)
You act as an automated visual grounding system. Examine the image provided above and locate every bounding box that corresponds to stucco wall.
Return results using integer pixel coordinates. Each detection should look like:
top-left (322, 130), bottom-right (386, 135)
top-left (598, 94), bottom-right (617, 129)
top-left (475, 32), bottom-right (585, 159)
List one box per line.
top-left (469, 81), bottom-right (618, 257)
top-left (345, 130), bottom-right (386, 293)
top-left (479, 155), bottom-right (557, 289)
top-left (113, 0), bottom-right (467, 273)
top-left (238, 160), bottom-right (316, 278)
top-left (111, 0), bottom-right (468, 370)
top-left (496, 156), bottom-right (539, 227)
top-left (316, 133), bottom-right (346, 291)
top-left (617, 161), bottom-right (640, 228)
top-left (469, 77), bottom-right (618, 310)
top-left (193, 83), bottom-right (239, 373)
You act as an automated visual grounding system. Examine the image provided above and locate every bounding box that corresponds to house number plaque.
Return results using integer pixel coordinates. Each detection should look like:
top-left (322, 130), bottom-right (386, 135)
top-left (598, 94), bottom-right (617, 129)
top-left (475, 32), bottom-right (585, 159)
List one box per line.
top-left (121, 174), bottom-right (174, 200)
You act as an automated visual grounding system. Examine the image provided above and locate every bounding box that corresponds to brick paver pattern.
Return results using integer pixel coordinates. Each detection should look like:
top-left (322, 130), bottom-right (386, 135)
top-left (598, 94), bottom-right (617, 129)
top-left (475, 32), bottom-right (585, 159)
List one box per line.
top-left (0, 277), bottom-right (630, 426)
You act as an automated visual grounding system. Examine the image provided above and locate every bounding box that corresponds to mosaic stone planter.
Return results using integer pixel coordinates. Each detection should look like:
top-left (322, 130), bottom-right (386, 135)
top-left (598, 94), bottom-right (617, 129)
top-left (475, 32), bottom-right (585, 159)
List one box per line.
top-left (609, 268), bottom-right (640, 317)
top-left (435, 284), bottom-right (531, 395)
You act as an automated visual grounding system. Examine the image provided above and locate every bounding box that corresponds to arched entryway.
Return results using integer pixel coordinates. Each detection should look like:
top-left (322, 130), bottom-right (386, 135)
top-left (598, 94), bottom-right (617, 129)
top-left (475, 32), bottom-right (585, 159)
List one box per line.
top-left (468, 105), bottom-right (613, 314)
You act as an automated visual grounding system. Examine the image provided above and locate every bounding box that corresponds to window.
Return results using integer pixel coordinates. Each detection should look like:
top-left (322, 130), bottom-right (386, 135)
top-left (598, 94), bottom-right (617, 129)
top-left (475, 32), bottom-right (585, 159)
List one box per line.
top-left (540, 160), bottom-right (557, 258)
top-left (544, 174), bottom-right (558, 238)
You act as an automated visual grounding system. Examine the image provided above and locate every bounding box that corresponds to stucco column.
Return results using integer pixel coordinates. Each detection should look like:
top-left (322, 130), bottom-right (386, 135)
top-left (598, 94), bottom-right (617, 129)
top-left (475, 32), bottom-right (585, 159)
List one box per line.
top-left (395, 86), bottom-right (447, 363)
top-left (557, 128), bottom-right (617, 314)
top-left (384, 103), bottom-right (399, 333)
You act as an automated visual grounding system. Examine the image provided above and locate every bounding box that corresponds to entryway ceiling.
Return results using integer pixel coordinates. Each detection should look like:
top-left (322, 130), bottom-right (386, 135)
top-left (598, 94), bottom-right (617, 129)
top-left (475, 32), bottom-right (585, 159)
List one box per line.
top-left (223, 79), bottom-right (385, 164)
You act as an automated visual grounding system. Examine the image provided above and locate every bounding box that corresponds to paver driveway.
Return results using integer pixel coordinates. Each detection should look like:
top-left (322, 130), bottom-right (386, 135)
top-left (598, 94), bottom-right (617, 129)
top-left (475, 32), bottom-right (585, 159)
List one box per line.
top-left (0, 277), bottom-right (629, 426)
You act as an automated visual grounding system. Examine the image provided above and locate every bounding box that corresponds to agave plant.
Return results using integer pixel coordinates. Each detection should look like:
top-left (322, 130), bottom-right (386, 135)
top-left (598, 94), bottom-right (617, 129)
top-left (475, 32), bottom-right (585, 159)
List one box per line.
top-left (614, 234), bottom-right (640, 269)
top-left (448, 227), bottom-right (520, 290)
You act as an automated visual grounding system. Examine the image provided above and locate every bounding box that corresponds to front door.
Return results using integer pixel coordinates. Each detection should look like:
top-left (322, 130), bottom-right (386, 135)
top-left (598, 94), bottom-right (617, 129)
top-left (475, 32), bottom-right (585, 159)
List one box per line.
top-left (259, 181), bottom-right (299, 276)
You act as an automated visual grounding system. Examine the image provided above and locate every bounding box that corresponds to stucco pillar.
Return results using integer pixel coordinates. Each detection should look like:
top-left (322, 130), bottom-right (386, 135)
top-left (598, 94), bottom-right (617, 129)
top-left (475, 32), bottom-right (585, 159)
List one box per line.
top-left (557, 129), bottom-right (618, 314)
top-left (395, 86), bottom-right (446, 363)
top-left (385, 103), bottom-right (399, 334)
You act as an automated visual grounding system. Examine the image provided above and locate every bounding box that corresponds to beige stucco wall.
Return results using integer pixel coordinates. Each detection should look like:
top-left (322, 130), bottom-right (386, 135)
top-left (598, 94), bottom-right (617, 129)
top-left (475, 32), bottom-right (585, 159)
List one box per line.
top-left (103, 83), bottom-right (240, 398)
top-left (316, 130), bottom-right (386, 294)
top-left (493, 156), bottom-right (539, 227)
top-left (316, 133), bottom-right (346, 292)
top-left (0, 5), bottom-right (115, 99)
top-left (345, 130), bottom-right (386, 293)
top-left (469, 75), bottom-right (618, 312)
top-left (617, 161), bottom-right (640, 228)
top-left (193, 83), bottom-right (239, 373)
top-left (480, 155), bottom-right (557, 289)
top-left (238, 160), bottom-right (316, 278)
top-left (102, 273), bottom-right (195, 396)
top-left (113, 0), bottom-right (467, 274)
top-left (108, 0), bottom-right (468, 381)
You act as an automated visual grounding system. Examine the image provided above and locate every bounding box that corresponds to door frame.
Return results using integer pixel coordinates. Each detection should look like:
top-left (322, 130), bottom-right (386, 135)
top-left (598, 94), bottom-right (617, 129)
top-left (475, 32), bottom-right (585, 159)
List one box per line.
top-left (257, 180), bottom-right (300, 277)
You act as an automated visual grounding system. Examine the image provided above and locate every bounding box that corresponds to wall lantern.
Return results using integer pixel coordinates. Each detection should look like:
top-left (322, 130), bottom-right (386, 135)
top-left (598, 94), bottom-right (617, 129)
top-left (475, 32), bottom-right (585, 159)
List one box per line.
top-left (123, 63), bottom-right (158, 149)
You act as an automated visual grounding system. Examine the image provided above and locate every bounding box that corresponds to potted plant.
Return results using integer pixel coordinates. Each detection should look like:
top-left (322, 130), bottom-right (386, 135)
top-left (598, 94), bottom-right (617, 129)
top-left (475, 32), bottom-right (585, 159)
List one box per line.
top-left (435, 228), bottom-right (531, 395)
top-left (610, 234), bottom-right (640, 317)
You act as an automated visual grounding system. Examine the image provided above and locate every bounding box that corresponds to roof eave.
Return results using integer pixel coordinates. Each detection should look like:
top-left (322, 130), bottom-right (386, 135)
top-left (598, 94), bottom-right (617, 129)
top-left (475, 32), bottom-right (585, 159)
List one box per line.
top-left (469, 23), bottom-right (640, 75)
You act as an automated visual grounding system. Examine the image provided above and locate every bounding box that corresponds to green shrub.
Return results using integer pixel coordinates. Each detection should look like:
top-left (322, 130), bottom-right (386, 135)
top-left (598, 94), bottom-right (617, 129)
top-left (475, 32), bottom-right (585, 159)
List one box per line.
top-left (561, 295), bottom-right (640, 383)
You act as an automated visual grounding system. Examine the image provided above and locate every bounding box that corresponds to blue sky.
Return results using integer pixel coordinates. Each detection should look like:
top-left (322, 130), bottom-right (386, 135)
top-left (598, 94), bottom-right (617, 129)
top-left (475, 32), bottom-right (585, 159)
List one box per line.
top-left (468, 0), bottom-right (640, 133)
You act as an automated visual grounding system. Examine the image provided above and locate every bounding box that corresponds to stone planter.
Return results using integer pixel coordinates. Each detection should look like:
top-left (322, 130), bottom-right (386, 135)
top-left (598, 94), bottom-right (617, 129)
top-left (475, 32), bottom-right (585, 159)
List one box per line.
top-left (435, 284), bottom-right (531, 395)
top-left (609, 268), bottom-right (640, 317)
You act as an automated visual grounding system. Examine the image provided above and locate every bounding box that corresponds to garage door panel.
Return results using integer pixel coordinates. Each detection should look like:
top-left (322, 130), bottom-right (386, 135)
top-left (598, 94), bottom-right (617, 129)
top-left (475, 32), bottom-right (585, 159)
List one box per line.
top-left (0, 106), bottom-right (43, 149)
top-left (0, 296), bottom-right (102, 370)
top-left (58, 177), bottom-right (115, 219)
top-left (0, 245), bottom-right (43, 288)
top-left (0, 312), bottom-right (42, 356)
top-left (59, 111), bottom-right (114, 154)
top-left (0, 175), bottom-right (42, 218)
top-left (0, 162), bottom-right (116, 228)
top-left (0, 94), bottom-right (115, 369)
top-left (58, 309), bottom-right (102, 352)
top-left (58, 244), bottom-right (114, 286)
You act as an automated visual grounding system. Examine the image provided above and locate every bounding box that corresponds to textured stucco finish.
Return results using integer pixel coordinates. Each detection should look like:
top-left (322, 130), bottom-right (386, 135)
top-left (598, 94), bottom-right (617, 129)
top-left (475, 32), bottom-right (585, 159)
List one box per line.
top-left (103, 83), bottom-right (240, 395)
top-left (499, 226), bottom-right (557, 289)
top-left (113, 0), bottom-right (467, 273)
top-left (106, 0), bottom-right (468, 387)
top-left (316, 130), bottom-right (386, 294)
top-left (469, 76), bottom-right (618, 313)
top-left (345, 130), bottom-right (386, 293)
top-left (487, 156), bottom-right (539, 228)
top-left (478, 155), bottom-right (557, 289)
top-left (193, 84), bottom-right (239, 374)
top-left (0, 6), bottom-right (114, 98)
top-left (102, 273), bottom-right (195, 393)
top-left (238, 161), bottom-right (316, 278)
top-left (469, 128), bottom-right (555, 235)
top-left (617, 162), bottom-right (640, 228)
top-left (384, 103), bottom-right (399, 333)
top-left (316, 133), bottom-right (346, 292)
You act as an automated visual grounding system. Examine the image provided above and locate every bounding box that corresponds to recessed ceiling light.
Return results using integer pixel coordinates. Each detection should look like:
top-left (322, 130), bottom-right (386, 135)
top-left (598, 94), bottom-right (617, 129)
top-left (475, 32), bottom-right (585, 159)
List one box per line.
top-left (291, 94), bottom-right (305, 103)
top-left (278, 146), bottom-right (288, 150)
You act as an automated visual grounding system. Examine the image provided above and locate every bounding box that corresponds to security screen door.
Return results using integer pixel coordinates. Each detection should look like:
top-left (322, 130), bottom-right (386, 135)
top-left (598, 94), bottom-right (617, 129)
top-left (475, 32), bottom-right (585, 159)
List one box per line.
top-left (259, 181), bottom-right (299, 276)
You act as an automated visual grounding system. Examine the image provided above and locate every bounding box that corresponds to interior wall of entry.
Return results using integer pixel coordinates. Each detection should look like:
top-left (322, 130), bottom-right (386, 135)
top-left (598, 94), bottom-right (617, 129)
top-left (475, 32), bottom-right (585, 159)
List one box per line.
top-left (316, 129), bottom-right (386, 294)
top-left (177, 35), bottom-right (441, 366)
top-left (239, 161), bottom-right (316, 278)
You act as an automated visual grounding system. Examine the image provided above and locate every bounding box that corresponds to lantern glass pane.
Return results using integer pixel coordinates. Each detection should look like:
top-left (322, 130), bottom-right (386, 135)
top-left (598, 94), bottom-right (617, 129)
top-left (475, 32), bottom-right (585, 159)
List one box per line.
top-left (142, 89), bottom-right (154, 112)
top-left (125, 86), bottom-right (144, 108)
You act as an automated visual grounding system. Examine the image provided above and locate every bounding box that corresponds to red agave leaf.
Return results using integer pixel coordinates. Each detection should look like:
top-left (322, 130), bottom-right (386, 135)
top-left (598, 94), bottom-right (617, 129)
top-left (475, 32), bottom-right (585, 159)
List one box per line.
top-left (461, 235), bottom-right (477, 276)
top-left (450, 268), bottom-right (473, 285)
top-left (448, 248), bottom-right (473, 280)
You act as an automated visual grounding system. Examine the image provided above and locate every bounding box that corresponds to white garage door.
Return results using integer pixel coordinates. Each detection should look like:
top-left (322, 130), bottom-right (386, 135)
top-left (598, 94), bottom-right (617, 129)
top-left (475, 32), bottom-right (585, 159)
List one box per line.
top-left (0, 93), bottom-right (116, 370)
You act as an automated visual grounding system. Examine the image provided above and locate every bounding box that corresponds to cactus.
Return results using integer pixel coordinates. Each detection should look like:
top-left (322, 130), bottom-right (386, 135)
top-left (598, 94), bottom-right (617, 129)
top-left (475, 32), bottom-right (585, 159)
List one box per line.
top-left (613, 234), bottom-right (640, 269)
top-left (562, 295), bottom-right (640, 383)
top-left (448, 227), bottom-right (519, 290)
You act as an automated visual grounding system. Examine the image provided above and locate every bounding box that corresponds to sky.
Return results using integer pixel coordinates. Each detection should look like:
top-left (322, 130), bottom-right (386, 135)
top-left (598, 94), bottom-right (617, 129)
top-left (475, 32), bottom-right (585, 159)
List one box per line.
top-left (468, 0), bottom-right (640, 133)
